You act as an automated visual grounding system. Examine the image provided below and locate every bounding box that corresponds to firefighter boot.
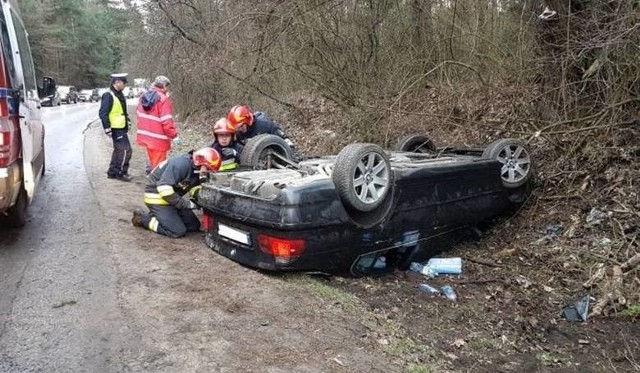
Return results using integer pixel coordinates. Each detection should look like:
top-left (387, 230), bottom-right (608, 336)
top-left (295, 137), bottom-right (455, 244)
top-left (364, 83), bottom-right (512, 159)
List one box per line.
top-left (131, 210), bottom-right (146, 228)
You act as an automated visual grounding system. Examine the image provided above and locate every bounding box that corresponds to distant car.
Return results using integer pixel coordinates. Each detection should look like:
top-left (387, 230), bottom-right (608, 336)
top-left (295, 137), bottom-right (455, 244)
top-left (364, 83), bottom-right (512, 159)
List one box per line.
top-left (57, 85), bottom-right (78, 104)
top-left (90, 89), bottom-right (100, 102)
top-left (78, 89), bottom-right (94, 102)
top-left (199, 135), bottom-right (534, 276)
top-left (40, 90), bottom-right (61, 107)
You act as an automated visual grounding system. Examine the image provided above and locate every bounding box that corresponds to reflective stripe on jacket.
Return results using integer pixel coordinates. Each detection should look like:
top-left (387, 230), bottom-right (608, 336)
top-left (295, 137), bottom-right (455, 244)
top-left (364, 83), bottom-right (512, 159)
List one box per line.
top-left (109, 92), bottom-right (127, 129)
top-left (136, 88), bottom-right (178, 151)
top-left (143, 154), bottom-right (200, 206)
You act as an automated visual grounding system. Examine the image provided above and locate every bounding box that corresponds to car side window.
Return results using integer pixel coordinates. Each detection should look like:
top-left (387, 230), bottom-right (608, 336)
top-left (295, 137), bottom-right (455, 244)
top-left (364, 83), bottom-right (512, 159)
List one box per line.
top-left (10, 10), bottom-right (37, 99)
top-left (0, 10), bottom-right (17, 89)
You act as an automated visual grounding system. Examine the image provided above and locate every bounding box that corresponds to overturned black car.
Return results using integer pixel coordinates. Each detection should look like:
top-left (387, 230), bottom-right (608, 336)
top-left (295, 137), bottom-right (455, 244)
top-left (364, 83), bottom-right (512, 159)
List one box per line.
top-left (198, 135), bottom-right (534, 276)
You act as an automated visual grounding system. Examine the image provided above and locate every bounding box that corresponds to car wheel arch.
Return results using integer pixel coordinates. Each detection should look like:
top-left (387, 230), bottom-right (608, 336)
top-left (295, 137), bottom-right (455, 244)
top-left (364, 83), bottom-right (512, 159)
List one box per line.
top-left (239, 134), bottom-right (294, 169)
top-left (394, 134), bottom-right (436, 153)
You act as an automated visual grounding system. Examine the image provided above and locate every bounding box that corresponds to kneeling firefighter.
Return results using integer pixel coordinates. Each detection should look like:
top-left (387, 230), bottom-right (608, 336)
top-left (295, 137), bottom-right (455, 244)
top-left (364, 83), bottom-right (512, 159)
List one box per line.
top-left (132, 148), bottom-right (221, 238)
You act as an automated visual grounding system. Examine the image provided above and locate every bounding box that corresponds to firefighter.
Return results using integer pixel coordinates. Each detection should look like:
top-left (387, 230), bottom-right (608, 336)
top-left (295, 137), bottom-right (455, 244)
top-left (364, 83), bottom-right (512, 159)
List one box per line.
top-left (210, 117), bottom-right (243, 171)
top-left (131, 147), bottom-right (221, 238)
top-left (135, 75), bottom-right (179, 172)
top-left (226, 104), bottom-right (295, 148)
top-left (100, 73), bottom-right (133, 181)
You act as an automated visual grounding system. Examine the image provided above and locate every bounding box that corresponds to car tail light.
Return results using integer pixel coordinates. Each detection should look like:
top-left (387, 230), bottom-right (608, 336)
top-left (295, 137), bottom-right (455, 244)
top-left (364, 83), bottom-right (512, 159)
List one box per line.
top-left (201, 213), bottom-right (214, 231)
top-left (258, 234), bottom-right (306, 264)
top-left (0, 119), bottom-right (15, 168)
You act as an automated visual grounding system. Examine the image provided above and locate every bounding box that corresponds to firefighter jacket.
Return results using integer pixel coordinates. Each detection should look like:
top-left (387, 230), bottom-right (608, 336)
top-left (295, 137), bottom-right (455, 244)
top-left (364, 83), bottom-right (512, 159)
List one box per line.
top-left (136, 87), bottom-right (178, 151)
top-left (235, 111), bottom-right (289, 144)
top-left (99, 87), bottom-right (129, 131)
top-left (210, 142), bottom-right (243, 171)
top-left (143, 154), bottom-right (201, 207)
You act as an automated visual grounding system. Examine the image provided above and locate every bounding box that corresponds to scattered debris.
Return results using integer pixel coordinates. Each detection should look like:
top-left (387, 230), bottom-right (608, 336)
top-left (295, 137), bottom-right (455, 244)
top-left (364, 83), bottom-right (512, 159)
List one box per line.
top-left (538, 6), bottom-right (558, 21)
top-left (578, 339), bottom-right (590, 345)
top-left (410, 257), bottom-right (463, 277)
top-left (595, 237), bottom-right (612, 247)
top-left (451, 338), bottom-right (466, 348)
top-left (546, 224), bottom-right (563, 235)
top-left (561, 295), bottom-right (591, 322)
top-left (585, 207), bottom-right (611, 227)
top-left (427, 257), bottom-right (462, 275)
top-left (515, 275), bottom-right (533, 289)
top-left (441, 285), bottom-right (458, 302)
top-left (418, 283), bottom-right (441, 296)
top-left (331, 357), bottom-right (346, 366)
top-left (52, 300), bottom-right (77, 309)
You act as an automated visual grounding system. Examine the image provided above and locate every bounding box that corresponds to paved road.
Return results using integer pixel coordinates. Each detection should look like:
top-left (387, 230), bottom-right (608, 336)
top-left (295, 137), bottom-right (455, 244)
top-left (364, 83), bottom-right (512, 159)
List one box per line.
top-left (0, 102), bottom-right (130, 372)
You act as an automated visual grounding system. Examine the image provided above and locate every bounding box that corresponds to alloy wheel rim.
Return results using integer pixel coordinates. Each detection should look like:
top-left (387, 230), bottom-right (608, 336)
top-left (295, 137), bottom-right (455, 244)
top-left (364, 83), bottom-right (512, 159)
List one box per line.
top-left (496, 144), bottom-right (531, 183)
top-left (352, 152), bottom-right (389, 205)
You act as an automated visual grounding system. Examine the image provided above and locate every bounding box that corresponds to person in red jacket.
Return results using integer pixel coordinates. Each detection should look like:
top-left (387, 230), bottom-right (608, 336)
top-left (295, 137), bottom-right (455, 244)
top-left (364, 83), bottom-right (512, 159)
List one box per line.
top-left (135, 75), bottom-right (179, 172)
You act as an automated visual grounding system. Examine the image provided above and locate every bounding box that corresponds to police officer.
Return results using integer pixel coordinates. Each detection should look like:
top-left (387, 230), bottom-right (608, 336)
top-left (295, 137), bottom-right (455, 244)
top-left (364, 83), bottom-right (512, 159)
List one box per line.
top-left (210, 117), bottom-right (243, 171)
top-left (100, 73), bottom-right (132, 181)
top-left (131, 148), bottom-right (221, 238)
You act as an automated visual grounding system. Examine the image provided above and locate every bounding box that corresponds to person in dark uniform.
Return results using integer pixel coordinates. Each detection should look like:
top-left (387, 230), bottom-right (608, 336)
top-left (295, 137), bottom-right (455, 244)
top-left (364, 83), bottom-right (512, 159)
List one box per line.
top-left (131, 148), bottom-right (221, 238)
top-left (100, 73), bottom-right (132, 181)
top-left (209, 117), bottom-right (243, 171)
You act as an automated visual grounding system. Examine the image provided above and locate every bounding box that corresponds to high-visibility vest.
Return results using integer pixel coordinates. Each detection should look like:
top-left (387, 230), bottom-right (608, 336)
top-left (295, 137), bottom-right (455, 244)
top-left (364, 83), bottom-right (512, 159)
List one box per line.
top-left (108, 92), bottom-right (127, 129)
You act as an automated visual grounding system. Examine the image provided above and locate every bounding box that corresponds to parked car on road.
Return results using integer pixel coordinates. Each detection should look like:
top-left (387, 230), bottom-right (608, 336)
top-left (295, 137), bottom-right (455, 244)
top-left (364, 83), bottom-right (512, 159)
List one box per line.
top-left (78, 89), bottom-right (93, 102)
top-left (57, 85), bottom-right (78, 104)
top-left (199, 135), bottom-right (534, 276)
top-left (0, 0), bottom-right (53, 227)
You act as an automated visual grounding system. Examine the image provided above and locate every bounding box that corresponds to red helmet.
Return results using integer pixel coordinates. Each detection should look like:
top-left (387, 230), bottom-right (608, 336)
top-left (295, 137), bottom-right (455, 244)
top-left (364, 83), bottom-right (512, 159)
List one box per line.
top-left (227, 105), bottom-right (254, 129)
top-left (213, 117), bottom-right (235, 135)
top-left (192, 147), bottom-right (221, 172)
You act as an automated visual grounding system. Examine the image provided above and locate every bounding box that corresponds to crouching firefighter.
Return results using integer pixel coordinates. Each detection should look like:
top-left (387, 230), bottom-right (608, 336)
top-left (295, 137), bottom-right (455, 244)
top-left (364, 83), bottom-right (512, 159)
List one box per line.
top-left (131, 148), bottom-right (221, 238)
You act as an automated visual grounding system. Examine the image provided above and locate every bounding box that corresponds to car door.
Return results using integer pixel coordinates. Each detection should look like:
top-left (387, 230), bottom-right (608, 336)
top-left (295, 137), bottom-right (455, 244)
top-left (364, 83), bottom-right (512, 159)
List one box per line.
top-left (2, 2), bottom-right (43, 201)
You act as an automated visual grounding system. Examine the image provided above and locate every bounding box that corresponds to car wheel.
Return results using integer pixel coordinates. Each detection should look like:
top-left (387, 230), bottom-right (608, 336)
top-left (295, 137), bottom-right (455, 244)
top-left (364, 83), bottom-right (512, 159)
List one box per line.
top-left (394, 134), bottom-right (436, 153)
top-left (333, 143), bottom-right (393, 212)
top-left (482, 138), bottom-right (533, 189)
top-left (240, 134), bottom-right (294, 169)
top-left (7, 186), bottom-right (27, 227)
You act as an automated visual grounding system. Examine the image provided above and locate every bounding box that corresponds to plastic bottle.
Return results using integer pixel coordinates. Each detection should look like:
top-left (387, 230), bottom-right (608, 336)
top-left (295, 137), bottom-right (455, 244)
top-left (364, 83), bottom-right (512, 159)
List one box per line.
top-left (441, 285), bottom-right (457, 302)
top-left (426, 257), bottom-right (462, 275)
top-left (409, 262), bottom-right (438, 278)
top-left (418, 283), bottom-right (441, 296)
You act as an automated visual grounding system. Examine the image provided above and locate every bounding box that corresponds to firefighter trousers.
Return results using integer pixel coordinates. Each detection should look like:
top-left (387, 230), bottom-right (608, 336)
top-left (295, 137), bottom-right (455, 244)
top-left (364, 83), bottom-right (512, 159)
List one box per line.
top-left (142, 204), bottom-right (201, 238)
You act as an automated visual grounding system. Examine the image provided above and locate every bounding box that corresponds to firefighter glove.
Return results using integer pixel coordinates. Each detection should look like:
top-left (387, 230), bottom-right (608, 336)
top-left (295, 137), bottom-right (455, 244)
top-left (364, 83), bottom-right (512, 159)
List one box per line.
top-left (172, 136), bottom-right (182, 146)
top-left (104, 128), bottom-right (112, 137)
top-left (221, 148), bottom-right (237, 158)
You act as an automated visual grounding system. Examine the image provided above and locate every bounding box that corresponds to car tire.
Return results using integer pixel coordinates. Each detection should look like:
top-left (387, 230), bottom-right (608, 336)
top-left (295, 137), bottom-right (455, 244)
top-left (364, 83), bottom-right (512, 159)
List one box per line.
top-left (7, 186), bottom-right (27, 227)
top-left (394, 134), bottom-right (436, 153)
top-left (333, 143), bottom-right (393, 212)
top-left (240, 134), bottom-right (294, 169)
top-left (482, 138), bottom-right (533, 189)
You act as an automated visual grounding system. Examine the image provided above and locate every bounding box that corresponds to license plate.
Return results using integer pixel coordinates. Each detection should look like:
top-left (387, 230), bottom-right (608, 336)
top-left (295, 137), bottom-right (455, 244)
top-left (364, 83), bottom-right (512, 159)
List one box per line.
top-left (218, 223), bottom-right (252, 246)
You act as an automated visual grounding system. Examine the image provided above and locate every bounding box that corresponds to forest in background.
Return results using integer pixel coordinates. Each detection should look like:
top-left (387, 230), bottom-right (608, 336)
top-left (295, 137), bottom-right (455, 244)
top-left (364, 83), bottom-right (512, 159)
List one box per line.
top-left (19, 0), bottom-right (137, 88)
top-left (20, 0), bottom-right (639, 320)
